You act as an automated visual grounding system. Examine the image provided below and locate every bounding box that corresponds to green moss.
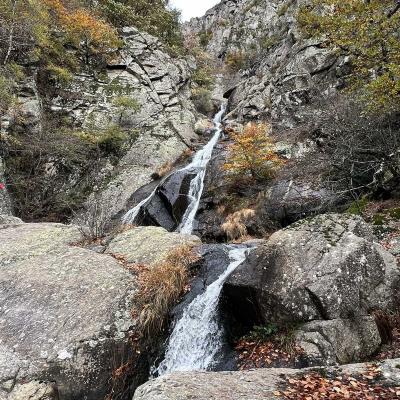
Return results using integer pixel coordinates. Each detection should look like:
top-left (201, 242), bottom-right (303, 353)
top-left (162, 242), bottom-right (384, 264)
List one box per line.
top-left (389, 208), bottom-right (400, 220)
top-left (346, 198), bottom-right (368, 215)
top-left (373, 213), bottom-right (385, 226)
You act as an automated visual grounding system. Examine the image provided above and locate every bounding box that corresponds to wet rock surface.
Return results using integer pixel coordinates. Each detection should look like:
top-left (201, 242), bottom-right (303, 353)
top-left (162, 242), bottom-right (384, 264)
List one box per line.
top-left (135, 170), bottom-right (197, 231)
top-left (133, 358), bottom-right (400, 400)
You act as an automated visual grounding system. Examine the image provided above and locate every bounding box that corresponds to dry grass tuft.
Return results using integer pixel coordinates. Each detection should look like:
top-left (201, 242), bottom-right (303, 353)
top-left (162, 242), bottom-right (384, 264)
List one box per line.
top-left (134, 245), bottom-right (200, 338)
top-left (152, 161), bottom-right (174, 180)
top-left (222, 208), bottom-right (256, 241)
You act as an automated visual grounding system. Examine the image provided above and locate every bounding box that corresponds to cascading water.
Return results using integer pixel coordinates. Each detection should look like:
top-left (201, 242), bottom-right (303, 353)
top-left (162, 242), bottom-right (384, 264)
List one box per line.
top-left (155, 245), bottom-right (253, 376)
top-left (122, 105), bottom-right (226, 230)
top-left (176, 105), bottom-right (225, 234)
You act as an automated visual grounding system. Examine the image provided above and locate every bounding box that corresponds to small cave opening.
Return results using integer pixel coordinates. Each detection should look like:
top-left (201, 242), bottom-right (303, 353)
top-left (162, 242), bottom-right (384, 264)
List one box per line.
top-left (220, 284), bottom-right (263, 344)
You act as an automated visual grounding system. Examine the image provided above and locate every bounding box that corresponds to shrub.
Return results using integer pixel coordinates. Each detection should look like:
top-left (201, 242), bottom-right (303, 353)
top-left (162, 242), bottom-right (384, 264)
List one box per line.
top-left (313, 96), bottom-right (400, 197)
top-left (221, 208), bottom-right (256, 241)
top-left (0, 74), bottom-right (14, 115)
top-left (191, 87), bottom-right (214, 115)
top-left (225, 51), bottom-right (247, 72)
top-left (112, 95), bottom-right (141, 124)
top-left (248, 323), bottom-right (278, 341)
top-left (74, 194), bottom-right (113, 240)
top-left (135, 245), bottom-right (200, 338)
top-left (224, 123), bottom-right (284, 181)
top-left (298, 0), bottom-right (400, 112)
top-left (198, 30), bottom-right (213, 47)
top-left (46, 64), bottom-right (73, 86)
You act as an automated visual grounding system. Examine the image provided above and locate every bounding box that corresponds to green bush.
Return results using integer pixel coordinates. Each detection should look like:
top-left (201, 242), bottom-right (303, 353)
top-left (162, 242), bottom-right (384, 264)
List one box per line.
top-left (191, 87), bottom-right (213, 115)
top-left (248, 324), bottom-right (278, 341)
top-left (97, 124), bottom-right (138, 157)
top-left (199, 30), bottom-right (213, 47)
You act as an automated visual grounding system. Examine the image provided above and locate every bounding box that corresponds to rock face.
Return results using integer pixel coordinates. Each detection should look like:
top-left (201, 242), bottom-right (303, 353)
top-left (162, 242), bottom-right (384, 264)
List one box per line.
top-left (4, 27), bottom-right (198, 222)
top-left (0, 221), bottom-right (204, 399)
top-left (133, 170), bottom-right (197, 232)
top-left (106, 226), bottom-right (201, 265)
top-left (133, 358), bottom-right (400, 400)
top-left (224, 214), bottom-right (400, 364)
top-left (87, 28), bottom-right (198, 220)
top-left (187, 0), bottom-right (349, 128)
top-left (256, 180), bottom-right (340, 227)
top-left (0, 223), bottom-right (137, 399)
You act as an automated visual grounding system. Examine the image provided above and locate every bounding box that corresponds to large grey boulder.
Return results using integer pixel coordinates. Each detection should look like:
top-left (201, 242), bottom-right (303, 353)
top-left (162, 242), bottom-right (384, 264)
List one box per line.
top-left (133, 358), bottom-right (400, 400)
top-left (0, 223), bottom-right (137, 400)
top-left (106, 226), bottom-right (201, 265)
top-left (224, 214), bottom-right (400, 364)
top-left (227, 214), bottom-right (399, 323)
top-left (256, 180), bottom-right (339, 227)
top-left (296, 317), bottom-right (381, 366)
top-left (0, 215), bottom-right (23, 225)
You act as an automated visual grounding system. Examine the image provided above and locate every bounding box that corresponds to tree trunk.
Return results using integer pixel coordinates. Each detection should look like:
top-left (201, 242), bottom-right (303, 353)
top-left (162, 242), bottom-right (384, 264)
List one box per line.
top-left (3, 0), bottom-right (18, 65)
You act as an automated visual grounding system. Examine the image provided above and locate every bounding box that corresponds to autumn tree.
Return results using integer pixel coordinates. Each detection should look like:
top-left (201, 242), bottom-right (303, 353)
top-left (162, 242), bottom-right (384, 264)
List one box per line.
top-left (298, 0), bottom-right (400, 112)
top-left (42, 0), bottom-right (120, 66)
top-left (224, 123), bottom-right (283, 181)
top-left (98, 0), bottom-right (183, 50)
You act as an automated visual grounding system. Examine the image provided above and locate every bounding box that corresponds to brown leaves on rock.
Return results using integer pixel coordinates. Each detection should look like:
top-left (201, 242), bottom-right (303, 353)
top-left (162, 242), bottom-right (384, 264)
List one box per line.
top-left (275, 365), bottom-right (400, 400)
top-left (236, 338), bottom-right (304, 370)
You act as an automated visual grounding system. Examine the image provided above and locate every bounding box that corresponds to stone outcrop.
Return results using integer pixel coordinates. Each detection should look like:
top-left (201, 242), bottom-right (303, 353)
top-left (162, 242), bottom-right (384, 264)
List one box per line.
top-left (256, 180), bottom-right (340, 227)
top-left (0, 221), bottom-right (203, 399)
top-left (0, 222), bottom-right (137, 399)
top-left (187, 0), bottom-right (349, 128)
top-left (3, 27), bottom-right (199, 222)
top-left (224, 214), bottom-right (400, 365)
top-left (133, 358), bottom-right (400, 400)
top-left (84, 28), bottom-right (198, 220)
top-left (106, 226), bottom-right (201, 265)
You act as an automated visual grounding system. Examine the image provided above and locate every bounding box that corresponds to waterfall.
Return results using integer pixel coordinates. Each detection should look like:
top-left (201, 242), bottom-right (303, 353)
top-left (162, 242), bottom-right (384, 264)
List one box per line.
top-left (155, 245), bottom-right (252, 376)
top-left (176, 105), bottom-right (225, 234)
top-left (122, 105), bottom-right (225, 228)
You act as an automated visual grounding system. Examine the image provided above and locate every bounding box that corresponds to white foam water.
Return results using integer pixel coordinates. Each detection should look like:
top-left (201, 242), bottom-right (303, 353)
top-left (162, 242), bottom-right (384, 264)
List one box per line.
top-left (155, 245), bottom-right (252, 376)
top-left (122, 105), bottom-right (225, 229)
top-left (176, 105), bottom-right (225, 234)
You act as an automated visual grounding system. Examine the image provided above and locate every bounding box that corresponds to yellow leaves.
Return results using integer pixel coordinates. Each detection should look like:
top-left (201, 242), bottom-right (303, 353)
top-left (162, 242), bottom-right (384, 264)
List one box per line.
top-left (223, 122), bottom-right (284, 181)
top-left (298, 0), bottom-right (400, 112)
top-left (41, 0), bottom-right (119, 55)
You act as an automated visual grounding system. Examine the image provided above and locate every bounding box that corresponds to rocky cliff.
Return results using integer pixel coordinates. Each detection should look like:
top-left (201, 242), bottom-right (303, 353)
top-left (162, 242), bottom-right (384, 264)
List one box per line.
top-left (187, 0), bottom-right (349, 128)
top-left (1, 27), bottom-right (199, 222)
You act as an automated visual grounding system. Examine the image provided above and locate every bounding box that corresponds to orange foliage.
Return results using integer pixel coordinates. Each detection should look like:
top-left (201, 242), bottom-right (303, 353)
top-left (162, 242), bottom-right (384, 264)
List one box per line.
top-left (224, 123), bottom-right (283, 181)
top-left (42, 0), bottom-right (119, 55)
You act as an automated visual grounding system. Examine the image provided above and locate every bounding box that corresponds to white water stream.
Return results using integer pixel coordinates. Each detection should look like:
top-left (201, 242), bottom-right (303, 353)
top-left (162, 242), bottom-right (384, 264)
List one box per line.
top-left (176, 105), bottom-right (225, 234)
top-left (122, 105), bottom-right (225, 232)
top-left (155, 245), bottom-right (252, 376)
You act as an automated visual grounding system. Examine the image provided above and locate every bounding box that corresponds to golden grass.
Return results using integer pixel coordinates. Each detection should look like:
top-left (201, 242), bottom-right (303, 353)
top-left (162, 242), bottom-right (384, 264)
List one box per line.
top-left (134, 245), bottom-right (200, 338)
top-left (221, 208), bottom-right (256, 241)
top-left (155, 161), bottom-right (174, 179)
